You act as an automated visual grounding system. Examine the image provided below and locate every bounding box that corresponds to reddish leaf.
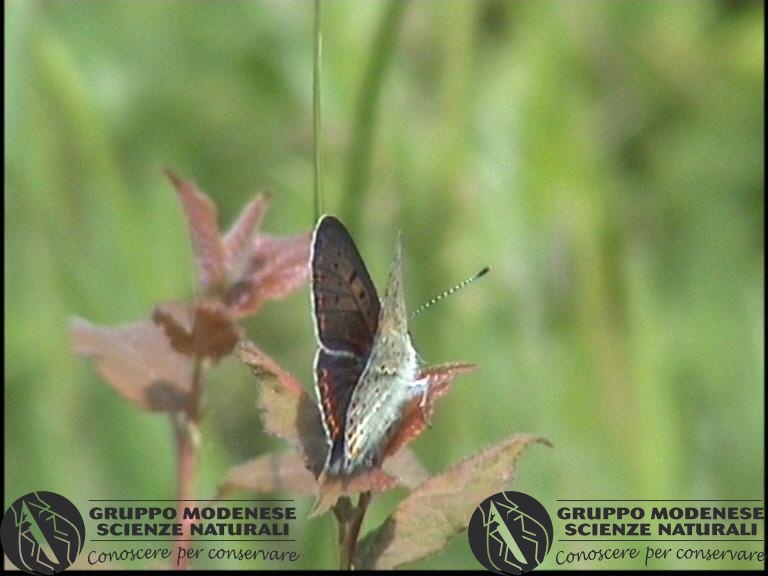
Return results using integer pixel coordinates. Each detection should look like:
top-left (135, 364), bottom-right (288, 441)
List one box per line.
top-left (384, 363), bottom-right (476, 458)
top-left (164, 169), bottom-right (309, 316)
top-left (71, 317), bottom-right (193, 412)
top-left (164, 169), bottom-right (226, 294)
top-left (241, 233), bottom-right (311, 279)
top-left (419, 362), bottom-right (477, 400)
top-left (153, 301), bottom-right (242, 360)
top-left (311, 469), bottom-right (400, 518)
top-left (236, 339), bottom-right (305, 395)
top-left (222, 192), bottom-right (271, 273)
top-left (236, 341), bottom-right (327, 475)
top-left (382, 448), bottom-right (429, 490)
top-left (151, 301), bottom-right (191, 349)
top-left (218, 451), bottom-right (317, 497)
top-left (225, 233), bottom-right (311, 317)
top-left (354, 434), bottom-right (553, 569)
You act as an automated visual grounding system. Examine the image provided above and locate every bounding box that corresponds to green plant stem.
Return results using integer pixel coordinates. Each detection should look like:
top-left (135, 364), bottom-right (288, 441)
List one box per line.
top-left (333, 497), bottom-right (352, 557)
top-left (313, 0), bottom-right (324, 221)
top-left (340, 0), bottom-right (407, 233)
top-left (338, 491), bottom-right (372, 570)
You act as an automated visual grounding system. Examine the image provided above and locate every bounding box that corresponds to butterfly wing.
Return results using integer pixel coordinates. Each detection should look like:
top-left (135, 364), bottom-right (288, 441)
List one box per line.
top-left (311, 215), bottom-right (381, 459)
top-left (340, 234), bottom-right (421, 474)
top-left (311, 216), bottom-right (380, 354)
top-left (314, 350), bottom-right (366, 466)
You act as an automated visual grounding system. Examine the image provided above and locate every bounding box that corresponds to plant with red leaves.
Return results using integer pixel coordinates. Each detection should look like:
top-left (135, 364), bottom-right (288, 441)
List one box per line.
top-left (71, 170), bottom-right (311, 569)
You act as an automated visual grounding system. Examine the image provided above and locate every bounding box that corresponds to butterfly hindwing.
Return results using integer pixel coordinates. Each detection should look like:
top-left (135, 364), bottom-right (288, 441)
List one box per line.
top-left (314, 349), bottom-right (366, 456)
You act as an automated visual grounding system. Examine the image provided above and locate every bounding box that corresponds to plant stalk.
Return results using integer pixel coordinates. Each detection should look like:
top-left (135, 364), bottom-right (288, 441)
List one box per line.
top-left (313, 0), bottom-right (324, 221)
top-left (339, 491), bottom-right (372, 570)
top-left (173, 356), bottom-right (203, 570)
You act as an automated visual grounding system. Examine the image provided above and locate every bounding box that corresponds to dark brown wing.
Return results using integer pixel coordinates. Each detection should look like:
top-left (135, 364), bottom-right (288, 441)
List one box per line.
top-left (311, 215), bottom-right (380, 454)
top-left (311, 215), bottom-right (380, 355)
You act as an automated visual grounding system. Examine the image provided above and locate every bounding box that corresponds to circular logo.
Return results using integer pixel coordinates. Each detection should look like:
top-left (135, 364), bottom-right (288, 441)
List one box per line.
top-left (467, 491), bottom-right (553, 574)
top-left (1, 491), bottom-right (85, 574)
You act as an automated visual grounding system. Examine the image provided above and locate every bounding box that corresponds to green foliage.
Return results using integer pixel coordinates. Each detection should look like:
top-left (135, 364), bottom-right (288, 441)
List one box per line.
top-left (5, 0), bottom-right (763, 570)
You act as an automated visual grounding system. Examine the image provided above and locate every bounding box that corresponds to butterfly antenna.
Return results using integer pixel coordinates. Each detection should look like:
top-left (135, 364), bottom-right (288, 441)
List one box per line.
top-left (410, 266), bottom-right (490, 320)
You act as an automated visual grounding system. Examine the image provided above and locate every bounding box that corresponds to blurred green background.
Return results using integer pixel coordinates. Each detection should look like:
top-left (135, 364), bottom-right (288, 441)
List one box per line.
top-left (4, 0), bottom-right (764, 570)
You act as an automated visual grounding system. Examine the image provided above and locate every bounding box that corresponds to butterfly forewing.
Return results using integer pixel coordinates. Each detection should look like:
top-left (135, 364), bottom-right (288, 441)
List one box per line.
top-left (311, 216), bottom-right (380, 356)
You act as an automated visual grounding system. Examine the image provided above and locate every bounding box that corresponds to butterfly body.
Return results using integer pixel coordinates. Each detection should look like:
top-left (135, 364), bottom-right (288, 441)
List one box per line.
top-left (311, 216), bottom-right (426, 477)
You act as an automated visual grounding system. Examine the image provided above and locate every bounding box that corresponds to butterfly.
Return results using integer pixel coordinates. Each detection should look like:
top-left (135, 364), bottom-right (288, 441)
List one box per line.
top-left (310, 215), bottom-right (428, 479)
